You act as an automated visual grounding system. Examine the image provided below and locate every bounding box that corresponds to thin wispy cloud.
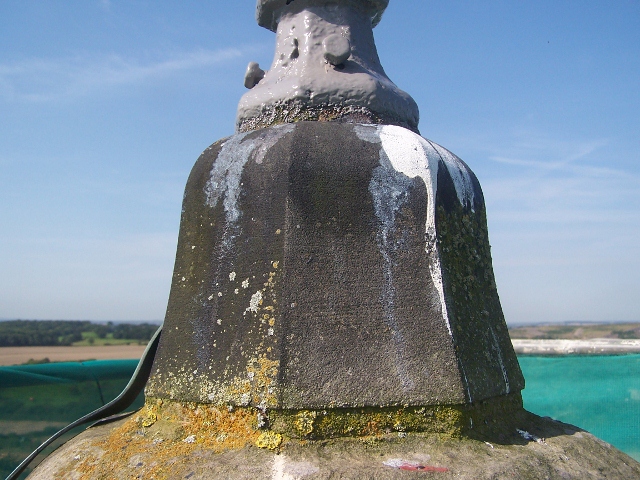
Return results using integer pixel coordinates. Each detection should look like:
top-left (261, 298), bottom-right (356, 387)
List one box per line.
top-left (488, 135), bottom-right (609, 170)
top-left (479, 130), bottom-right (640, 276)
top-left (0, 48), bottom-right (244, 102)
top-left (481, 132), bottom-right (640, 223)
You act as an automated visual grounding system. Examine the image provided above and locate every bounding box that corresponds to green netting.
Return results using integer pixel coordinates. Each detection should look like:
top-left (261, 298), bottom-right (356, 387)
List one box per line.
top-left (0, 360), bottom-right (141, 421)
top-left (0, 356), bottom-right (639, 478)
top-left (520, 354), bottom-right (640, 461)
top-left (0, 359), bottom-right (143, 479)
top-left (0, 359), bottom-right (140, 387)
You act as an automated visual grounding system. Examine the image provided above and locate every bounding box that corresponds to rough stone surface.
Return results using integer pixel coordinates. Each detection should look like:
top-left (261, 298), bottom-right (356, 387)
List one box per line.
top-left (238, 0), bottom-right (419, 132)
top-left (29, 407), bottom-right (640, 479)
top-left (145, 122), bottom-right (523, 408)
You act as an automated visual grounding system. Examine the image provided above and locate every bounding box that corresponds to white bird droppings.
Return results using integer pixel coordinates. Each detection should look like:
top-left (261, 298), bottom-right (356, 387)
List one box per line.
top-left (204, 124), bottom-right (295, 250)
top-left (356, 124), bottom-right (477, 337)
top-left (245, 290), bottom-right (263, 315)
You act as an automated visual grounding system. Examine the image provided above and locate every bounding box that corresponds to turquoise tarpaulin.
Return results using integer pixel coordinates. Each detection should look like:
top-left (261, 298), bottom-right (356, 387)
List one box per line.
top-left (1, 355), bottom-right (639, 478)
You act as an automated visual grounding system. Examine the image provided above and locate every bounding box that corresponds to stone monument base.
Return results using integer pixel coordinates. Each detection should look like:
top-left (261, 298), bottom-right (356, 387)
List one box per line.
top-left (28, 399), bottom-right (640, 479)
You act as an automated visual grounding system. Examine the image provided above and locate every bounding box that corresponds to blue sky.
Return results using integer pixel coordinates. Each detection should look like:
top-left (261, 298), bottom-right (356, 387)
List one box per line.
top-left (1, 1), bottom-right (638, 325)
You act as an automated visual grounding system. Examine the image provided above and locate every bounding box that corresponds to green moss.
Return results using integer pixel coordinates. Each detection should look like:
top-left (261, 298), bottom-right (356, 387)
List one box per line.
top-left (435, 201), bottom-right (524, 397)
top-left (144, 393), bottom-right (524, 445)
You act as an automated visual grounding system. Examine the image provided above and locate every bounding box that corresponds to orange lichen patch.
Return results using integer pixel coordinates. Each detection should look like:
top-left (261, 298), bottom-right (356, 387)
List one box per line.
top-left (266, 406), bottom-right (461, 440)
top-left (141, 411), bottom-right (157, 427)
top-left (56, 394), bottom-right (525, 478)
top-left (198, 260), bottom-right (281, 406)
top-left (68, 399), bottom-right (263, 479)
top-left (267, 393), bottom-right (524, 440)
top-left (263, 269), bottom-right (278, 289)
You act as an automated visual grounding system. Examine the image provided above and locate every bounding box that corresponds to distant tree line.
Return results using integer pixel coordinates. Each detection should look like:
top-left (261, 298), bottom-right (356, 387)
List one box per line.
top-left (0, 320), bottom-right (159, 347)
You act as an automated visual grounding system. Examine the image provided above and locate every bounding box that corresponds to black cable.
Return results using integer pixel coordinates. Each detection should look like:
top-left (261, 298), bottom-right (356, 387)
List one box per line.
top-left (84, 363), bottom-right (106, 406)
top-left (6, 325), bottom-right (162, 480)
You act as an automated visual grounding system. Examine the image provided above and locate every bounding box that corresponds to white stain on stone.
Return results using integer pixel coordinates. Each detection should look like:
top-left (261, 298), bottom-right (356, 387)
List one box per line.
top-left (383, 458), bottom-right (419, 469)
top-left (356, 124), bottom-right (453, 336)
top-left (204, 124), bottom-right (294, 250)
top-left (246, 290), bottom-right (263, 315)
top-left (428, 141), bottom-right (476, 210)
top-left (229, 271), bottom-right (237, 281)
top-left (271, 454), bottom-right (319, 480)
top-left (458, 363), bottom-right (473, 403)
top-left (253, 124), bottom-right (294, 164)
top-left (205, 131), bottom-right (251, 224)
top-left (368, 160), bottom-right (415, 390)
top-left (356, 124), bottom-right (478, 400)
top-left (489, 326), bottom-right (510, 394)
top-left (517, 429), bottom-right (546, 444)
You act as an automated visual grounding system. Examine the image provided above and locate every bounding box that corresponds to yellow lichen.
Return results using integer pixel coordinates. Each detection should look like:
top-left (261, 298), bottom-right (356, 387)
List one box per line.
top-left (141, 412), bottom-right (157, 427)
top-left (256, 431), bottom-right (283, 450)
top-left (294, 411), bottom-right (317, 436)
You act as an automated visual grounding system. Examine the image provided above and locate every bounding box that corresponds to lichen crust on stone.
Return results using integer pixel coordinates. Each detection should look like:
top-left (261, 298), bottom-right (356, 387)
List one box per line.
top-left (58, 391), bottom-right (525, 478)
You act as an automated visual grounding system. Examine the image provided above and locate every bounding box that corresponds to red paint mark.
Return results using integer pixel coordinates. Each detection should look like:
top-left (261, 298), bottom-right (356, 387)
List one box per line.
top-left (384, 460), bottom-right (448, 472)
top-left (398, 464), bottom-right (448, 472)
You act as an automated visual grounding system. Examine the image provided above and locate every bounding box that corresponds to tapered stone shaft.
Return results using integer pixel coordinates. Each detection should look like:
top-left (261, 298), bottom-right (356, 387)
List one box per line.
top-left (145, 121), bottom-right (524, 408)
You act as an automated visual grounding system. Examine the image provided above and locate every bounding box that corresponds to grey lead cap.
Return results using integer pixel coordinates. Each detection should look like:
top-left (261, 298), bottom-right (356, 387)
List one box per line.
top-left (239, 0), bottom-right (418, 132)
top-left (256, 0), bottom-right (389, 32)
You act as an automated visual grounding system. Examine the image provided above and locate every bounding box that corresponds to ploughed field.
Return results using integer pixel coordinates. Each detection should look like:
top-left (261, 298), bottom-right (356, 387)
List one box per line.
top-left (508, 322), bottom-right (640, 340)
top-left (0, 345), bottom-right (147, 366)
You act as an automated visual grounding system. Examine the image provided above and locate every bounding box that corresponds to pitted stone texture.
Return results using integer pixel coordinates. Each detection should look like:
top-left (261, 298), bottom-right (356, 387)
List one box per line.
top-left (28, 409), bottom-right (640, 480)
top-left (145, 122), bottom-right (523, 409)
top-left (238, 0), bottom-right (419, 132)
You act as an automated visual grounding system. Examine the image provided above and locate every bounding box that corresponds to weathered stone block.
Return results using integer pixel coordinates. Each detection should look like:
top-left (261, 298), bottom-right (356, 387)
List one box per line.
top-left (146, 121), bottom-right (524, 408)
